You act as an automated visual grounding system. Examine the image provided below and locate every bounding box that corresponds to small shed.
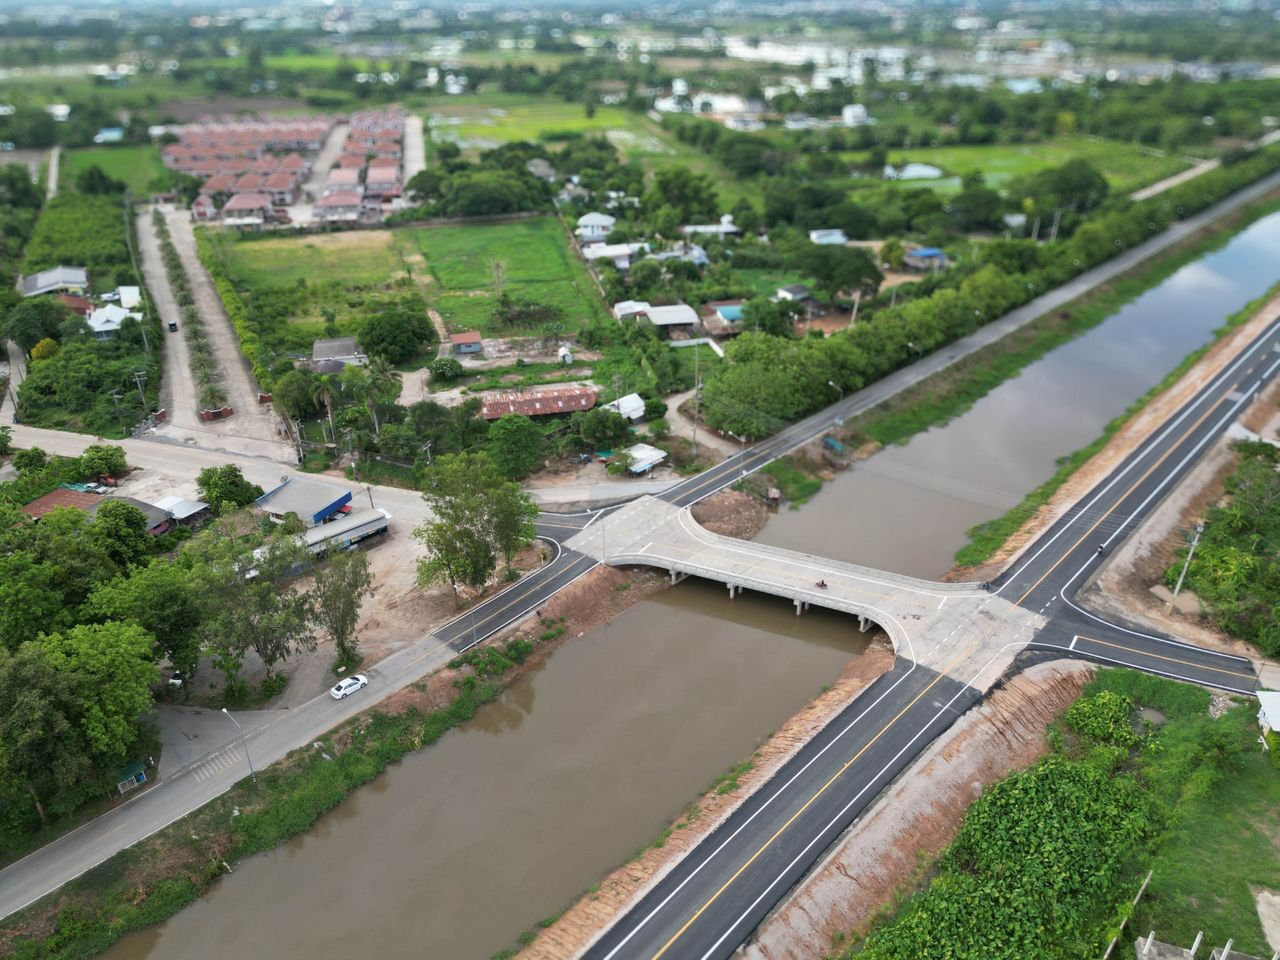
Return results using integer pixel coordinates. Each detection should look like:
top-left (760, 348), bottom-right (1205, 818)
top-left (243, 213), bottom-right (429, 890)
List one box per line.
top-left (450, 330), bottom-right (483, 355)
top-left (776, 283), bottom-right (811, 302)
top-left (603, 393), bottom-right (646, 422)
top-left (256, 477), bottom-right (354, 527)
top-left (152, 494), bottom-right (211, 526)
top-left (612, 299), bottom-right (651, 321)
top-left (624, 443), bottom-right (667, 474)
top-left (904, 247), bottom-right (950, 271)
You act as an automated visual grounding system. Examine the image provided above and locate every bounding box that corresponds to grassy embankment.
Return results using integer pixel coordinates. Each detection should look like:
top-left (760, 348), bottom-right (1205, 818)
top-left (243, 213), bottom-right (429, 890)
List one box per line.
top-left (820, 191), bottom-right (1280, 563)
top-left (0, 624), bottom-right (567, 960)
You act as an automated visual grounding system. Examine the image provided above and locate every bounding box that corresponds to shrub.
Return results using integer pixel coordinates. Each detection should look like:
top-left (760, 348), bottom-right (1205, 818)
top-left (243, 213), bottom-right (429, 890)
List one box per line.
top-left (1065, 690), bottom-right (1138, 747)
top-left (429, 356), bottom-right (464, 381)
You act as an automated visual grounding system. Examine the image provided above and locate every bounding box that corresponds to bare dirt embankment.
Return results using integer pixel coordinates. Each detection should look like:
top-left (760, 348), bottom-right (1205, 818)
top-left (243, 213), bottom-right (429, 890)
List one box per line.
top-left (744, 660), bottom-right (1095, 959)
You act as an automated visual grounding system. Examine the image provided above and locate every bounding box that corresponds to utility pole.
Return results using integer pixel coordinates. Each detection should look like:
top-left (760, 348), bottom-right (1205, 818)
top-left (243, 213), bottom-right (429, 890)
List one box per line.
top-left (1048, 208), bottom-right (1062, 243)
top-left (109, 390), bottom-right (124, 433)
top-left (132, 371), bottom-right (147, 409)
top-left (691, 345), bottom-right (701, 458)
top-left (1169, 521), bottom-right (1205, 610)
top-left (849, 289), bottom-right (862, 327)
top-left (220, 708), bottom-right (256, 784)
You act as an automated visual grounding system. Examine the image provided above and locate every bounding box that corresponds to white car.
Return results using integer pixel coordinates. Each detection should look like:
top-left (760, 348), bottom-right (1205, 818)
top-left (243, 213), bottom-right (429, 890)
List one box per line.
top-left (330, 674), bottom-right (369, 700)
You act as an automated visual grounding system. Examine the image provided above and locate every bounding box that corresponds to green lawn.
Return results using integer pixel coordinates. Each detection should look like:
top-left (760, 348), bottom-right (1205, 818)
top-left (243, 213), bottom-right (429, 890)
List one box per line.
top-left (207, 230), bottom-right (405, 290)
top-left (60, 145), bottom-right (168, 196)
top-left (848, 136), bottom-right (1192, 196)
top-left (401, 216), bottom-right (607, 335)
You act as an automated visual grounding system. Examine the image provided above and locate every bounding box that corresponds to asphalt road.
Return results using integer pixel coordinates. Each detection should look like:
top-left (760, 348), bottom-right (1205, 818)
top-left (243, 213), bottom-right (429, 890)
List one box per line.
top-left (580, 321), bottom-right (1279, 960)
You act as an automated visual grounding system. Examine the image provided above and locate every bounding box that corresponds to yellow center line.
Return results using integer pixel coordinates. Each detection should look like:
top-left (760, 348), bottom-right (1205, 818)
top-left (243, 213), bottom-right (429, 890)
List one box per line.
top-left (650, 645), bottom-right (976, 960)
top-left (1014, 395), bottom-right (1223, 607)
top-left (1076, 635), bottom-right (1255, 679)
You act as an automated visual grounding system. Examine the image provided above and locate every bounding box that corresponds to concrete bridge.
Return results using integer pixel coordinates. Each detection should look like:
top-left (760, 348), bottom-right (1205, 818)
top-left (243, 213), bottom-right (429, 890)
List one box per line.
top-left (567, 496), bottom-right (1046, 681)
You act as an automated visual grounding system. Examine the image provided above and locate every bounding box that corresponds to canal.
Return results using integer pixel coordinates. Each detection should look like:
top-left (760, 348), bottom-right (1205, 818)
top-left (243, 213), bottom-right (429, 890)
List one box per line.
top-left (102, 210), bottom-right (1280, 959)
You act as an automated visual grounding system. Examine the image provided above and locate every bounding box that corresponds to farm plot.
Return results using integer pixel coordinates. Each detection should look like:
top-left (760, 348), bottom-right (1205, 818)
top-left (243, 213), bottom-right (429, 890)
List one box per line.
top-left (200, 228), bottom-right (422, 351)
top-left (60, 145), bottom-right (168, 196)
top-left (850, 136), bottom-right (1193, 195)
top-left (400, 216), bottom-right (607, 336)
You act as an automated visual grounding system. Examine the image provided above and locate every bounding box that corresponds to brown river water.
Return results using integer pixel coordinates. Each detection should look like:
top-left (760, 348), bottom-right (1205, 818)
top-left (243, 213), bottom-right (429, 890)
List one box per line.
top-left (102, 212), bottom-right (1280, 958)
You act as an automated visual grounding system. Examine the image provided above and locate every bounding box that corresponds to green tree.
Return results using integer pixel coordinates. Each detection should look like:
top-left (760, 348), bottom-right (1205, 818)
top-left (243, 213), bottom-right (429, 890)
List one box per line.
top-left (359, 307), bottom-right (431, 365)
top-left (363, 355), bottom-right (401, 438)
top-left (488, 413), bottom-right (544, 479)
top-left (74, 165), bottom-right (126, 195)
top-left (30, 337), bottom-right (58, 361)
top-left (88, 500), bottom-right (151, 569)
top-left (196, 464), bottom-right (264, 513)
top-left (0, 643), bottom-right (92, 824)
top-left (77, 443), bottom-right (128, 481)
top-left (312, 548), bottom-right (374, 669)
top-left (490, 480), bottom-right (539, 571)
top-left (414, 452), bottom-right (536, 591)
top-left (0, 551), bottom-right (63, 651)
top-left (567, 408), bottom-right (631, 451)
top-left (643, 166), bottom-right (719, 223)
top-left (948, 172), bottom-right (1003, 232)
top-left (788, 244), bottom-right (883, 306)
top-left (85, 562), bottom-right (204, 677)
top-left (0, 425), bottom-right (11, 456)
top-left (272, 367), bottom-right (318, 420)
top-left (3, 298), bottom-right (68, 353)
top-left (879, 237), bottom-right (905, 270)
top-left (38, 622), bottom-right (158, 766)
top-left (191, 531), bottom-right (316, 692)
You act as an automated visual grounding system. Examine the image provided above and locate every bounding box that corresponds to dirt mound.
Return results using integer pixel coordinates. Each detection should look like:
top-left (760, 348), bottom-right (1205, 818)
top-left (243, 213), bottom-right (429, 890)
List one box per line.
top-left (692, 489), bottom-right (771, 540)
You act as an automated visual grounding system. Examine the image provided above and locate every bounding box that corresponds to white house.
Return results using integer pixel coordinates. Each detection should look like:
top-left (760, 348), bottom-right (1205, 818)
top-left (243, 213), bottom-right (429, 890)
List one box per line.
top-left (682, 214), bottom-right (742, 238)
top-left (624, 442), bottom-right (667, 474)
top-left (603, 392), bottom-right (646, 422)
top-left (841, 103), bottom-right (874, 127)
top-left (776, 283), bottom-right (811, 302)
top-left (114, 286), bottom-right (142, 310)
top-left (809, 229), bottom-right (849, 245)
top-left (575, 211), bottom-right (617, 242)
top-left (612, 300), bottom-right (651, 321)
top-left (87, 303), bottom-right (140, 340)
top-left (582, 242), bottom-right (649, 271)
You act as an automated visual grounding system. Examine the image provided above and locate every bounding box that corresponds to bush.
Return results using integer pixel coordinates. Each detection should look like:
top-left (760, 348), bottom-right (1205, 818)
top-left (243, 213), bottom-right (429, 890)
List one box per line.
top-left (1065, 690), bottom-right (1138, 747)
top-left (429, 356), bottom-right (464, 381)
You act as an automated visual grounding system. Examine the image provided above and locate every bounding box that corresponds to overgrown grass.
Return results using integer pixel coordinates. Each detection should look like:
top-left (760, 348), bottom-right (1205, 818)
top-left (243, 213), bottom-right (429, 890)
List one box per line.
top-left (59, 145), bottom-right (168, 196)
top-left (760, 455), bottom-right (824, 506)
top-left (208, 229), bottom-right (403, 290)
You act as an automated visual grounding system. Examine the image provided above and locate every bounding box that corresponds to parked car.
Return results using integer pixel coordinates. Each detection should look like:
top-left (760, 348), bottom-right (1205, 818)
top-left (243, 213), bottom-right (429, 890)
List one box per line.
top-left (330, 674), bottom-right (369, 700)
top-left (168, 320), bottom-right (178, 332)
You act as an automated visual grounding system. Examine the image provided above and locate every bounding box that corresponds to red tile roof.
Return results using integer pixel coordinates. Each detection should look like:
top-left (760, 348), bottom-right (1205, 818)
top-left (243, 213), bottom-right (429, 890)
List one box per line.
top-left (222, 192), bottom-right (273, 212)
top-left (450, 330), bottom-right (482, 345)
top-left (200, 174), bottom-right (236, 194)
top-left (315, 190), bottom-right (363, 208)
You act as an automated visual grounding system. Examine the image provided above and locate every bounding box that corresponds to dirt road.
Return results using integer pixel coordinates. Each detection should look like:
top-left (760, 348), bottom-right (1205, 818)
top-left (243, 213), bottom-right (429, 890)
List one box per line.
top-left (157, 207), bottom-right (294, 460)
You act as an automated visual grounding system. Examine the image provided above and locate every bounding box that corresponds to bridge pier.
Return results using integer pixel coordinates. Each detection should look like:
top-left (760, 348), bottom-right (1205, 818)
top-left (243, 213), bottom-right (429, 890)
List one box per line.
top-left (727, 583), bottom-right (737, 599)
top-left (794, 598), bottom-right (809, 615)
top-left (858, 615), bottom-right (870, 633)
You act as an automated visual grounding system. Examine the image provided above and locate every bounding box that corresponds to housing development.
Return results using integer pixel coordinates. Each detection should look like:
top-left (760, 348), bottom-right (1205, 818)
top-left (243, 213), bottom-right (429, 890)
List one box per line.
top-left (1, 2), bottom-right (1280, 959)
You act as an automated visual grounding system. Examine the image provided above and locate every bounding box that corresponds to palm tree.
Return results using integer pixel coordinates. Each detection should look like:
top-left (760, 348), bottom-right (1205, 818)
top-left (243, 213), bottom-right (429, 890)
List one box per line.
top-left (309, 374), bottom-right (338, 444)
top-left (364, 356), bottom-right (401, 439)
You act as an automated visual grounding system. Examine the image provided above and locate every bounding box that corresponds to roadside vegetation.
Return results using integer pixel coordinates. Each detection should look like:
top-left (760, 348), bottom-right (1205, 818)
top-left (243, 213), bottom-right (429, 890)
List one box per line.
top-left (1166, 438), bottom-right (1280, 657)
top-left (836, 668), bottom-right (1266, 959)
top-left (0, 612), bottom-right (564, 960)
top-left (0, 454), bottom-right (374, 864)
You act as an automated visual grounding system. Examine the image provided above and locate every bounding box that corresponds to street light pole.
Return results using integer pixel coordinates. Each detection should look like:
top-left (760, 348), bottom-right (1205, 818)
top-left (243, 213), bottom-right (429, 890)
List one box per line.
top-left (827, 379), bottom-right (843, 401)
top-left (220, 708), bottom-right (256, 783)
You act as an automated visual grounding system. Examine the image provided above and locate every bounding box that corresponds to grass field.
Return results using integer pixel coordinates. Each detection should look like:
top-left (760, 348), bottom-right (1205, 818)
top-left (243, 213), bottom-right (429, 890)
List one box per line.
top-left (848, 136), bottom-right (1193, 195)
top-left (424, 92), bottom-right (761, 209)
top-left (60, 145), bottom-right (168, 196)
top-left (401, 216), bottom-right (607, 335)
top-left (210, 230), bottom-right (404, 289)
